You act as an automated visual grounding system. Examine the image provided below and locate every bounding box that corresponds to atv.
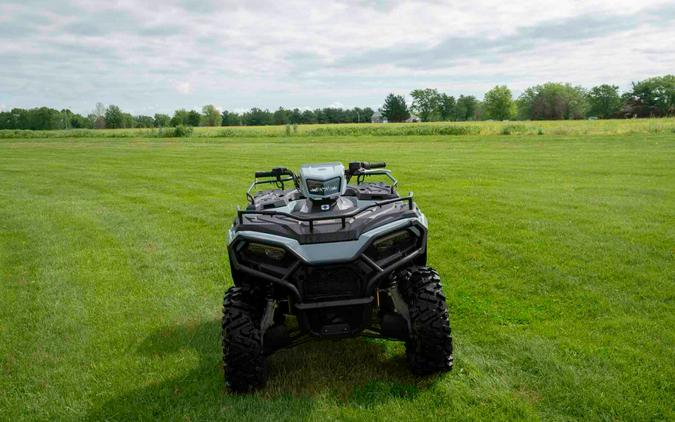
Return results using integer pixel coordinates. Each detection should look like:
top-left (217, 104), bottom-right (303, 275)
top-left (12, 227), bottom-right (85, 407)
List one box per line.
top-left (222, 161), bottom-right (452, 392)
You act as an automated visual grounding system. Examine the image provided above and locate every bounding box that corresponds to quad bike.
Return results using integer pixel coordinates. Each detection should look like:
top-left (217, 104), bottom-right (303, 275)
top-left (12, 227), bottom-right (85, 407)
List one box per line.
top-left (222, 161), bottom-right (452, 392)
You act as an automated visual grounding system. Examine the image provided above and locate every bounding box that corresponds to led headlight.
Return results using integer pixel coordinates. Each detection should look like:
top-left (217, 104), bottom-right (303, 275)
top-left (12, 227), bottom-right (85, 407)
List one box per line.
top-left (245, 242), bottom-right (286, 262)
top-left (305, 177), bottom-right (341, 197)
top-left (365, 228), bottom-right (419, 263)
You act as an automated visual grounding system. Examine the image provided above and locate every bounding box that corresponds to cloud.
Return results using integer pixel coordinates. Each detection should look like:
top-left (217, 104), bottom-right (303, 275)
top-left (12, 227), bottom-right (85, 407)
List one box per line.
top-left (0, 0), bottom-right (673, 113)
top-left (174, 82), bottom-right (193, 95)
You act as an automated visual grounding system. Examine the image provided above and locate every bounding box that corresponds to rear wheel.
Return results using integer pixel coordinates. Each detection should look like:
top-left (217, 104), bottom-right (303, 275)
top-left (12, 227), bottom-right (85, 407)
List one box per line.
top-left (221, 286), bottom-right (268, 392)
top-left (402, 266), bottom-right (453, 375)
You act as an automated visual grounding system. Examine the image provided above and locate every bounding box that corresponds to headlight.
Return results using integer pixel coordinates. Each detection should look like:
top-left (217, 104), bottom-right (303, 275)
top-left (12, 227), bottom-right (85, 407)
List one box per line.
top-left (235, 241), bottom-right (295, 274)
top-left (244, 242), bottom-right (286, 262)
top-left (306, 177), bottom-right (341, 196)
top-left (365, 229), bottom-right (419, 263)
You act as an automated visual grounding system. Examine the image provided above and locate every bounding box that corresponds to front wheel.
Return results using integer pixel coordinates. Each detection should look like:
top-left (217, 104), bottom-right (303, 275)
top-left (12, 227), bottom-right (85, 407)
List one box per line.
top-left (402, 266), bottom-right (453, 375)
top-left (221, 286), bottom-right (268, 392)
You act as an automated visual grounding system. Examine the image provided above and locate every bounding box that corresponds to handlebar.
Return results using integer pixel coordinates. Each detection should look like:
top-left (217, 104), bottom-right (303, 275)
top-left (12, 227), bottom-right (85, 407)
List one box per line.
top-left (347, 161), bottom-right (386, 174)
top-left (363, 162), bottom-right (386, 169)
top-left (255, 167), bottom-right (294, 178)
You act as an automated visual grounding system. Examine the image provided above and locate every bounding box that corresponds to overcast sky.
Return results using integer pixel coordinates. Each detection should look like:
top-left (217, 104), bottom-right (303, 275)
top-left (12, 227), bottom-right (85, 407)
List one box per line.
top-left (1, 0), bottom-right (674, 115)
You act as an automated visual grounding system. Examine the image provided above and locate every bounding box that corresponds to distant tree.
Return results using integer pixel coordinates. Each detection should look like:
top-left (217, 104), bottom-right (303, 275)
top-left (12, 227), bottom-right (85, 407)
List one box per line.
top-left (134, 115), bottom-right (155, 128)
top-left (474, 100), bottom-right (485, 120)
top-left (88, 113), bottom-right (105, 129)
top-left (483, 85), bottom-right (515, 120)
top-left (121, 112), bottom-right (135, 128)
top-left (221, 110), bottom-right (241, 126)
top-left (200, 105), bottom-right (221, 126)
top-left (586, 84), bottom-right (621, 119)
top-left (300, 109), bottom-right (317, 124)
top-left (187, 110), bottom-right (201, 126)
top-left (289, 108), bottom-right (303, 124)
top-left (31, 107), bottom-right (63, 129)
top-left (455, 95), bottom-right (478, 121)
top-left (438, 94), bottom-right (456, 121)
top-left (622, 75), bottom-right (674, 117)
top-left (154, 113), bottom-right (171, 127)
top-left (171, 109), bottom-right (189, 126)
top-left (93, 102), bottom-right (106, 119)
top-left (410, 88), bottom-right (442, 122)
top-left (272, 107), bottom-right (290, 125)
top-left (105, 105), bottom-right (124, 128)
top-left (74, 114), bottom-right (92, 128)
top-left (359, 107), bottom-right (374, 123)
top-left (0, 111), bottom-right (14, 129)
top-left (517, 83), bottom-right (588, 120)
top-left (381, 94), bottom-right (409, 122)
top-left (242, 108), bottom-right (272, 126)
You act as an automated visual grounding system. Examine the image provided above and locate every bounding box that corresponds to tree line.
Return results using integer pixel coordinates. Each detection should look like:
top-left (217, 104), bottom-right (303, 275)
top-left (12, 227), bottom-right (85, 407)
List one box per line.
top-left (0, 103), bottom-right (375, 130)
top-left (0, 75), bottom-right (671, 130)
top-left (381, 75), bottom-right (674, 123)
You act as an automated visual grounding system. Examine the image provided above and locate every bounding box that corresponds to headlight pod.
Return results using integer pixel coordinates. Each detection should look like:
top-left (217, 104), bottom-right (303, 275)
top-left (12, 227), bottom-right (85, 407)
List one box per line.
top-left (305, 177), bottom-right (341, 197)
top-left (236, 241), bottom-right (295, 271)
top-left (246, 242), bottom-right (286, 261)
top-left (365, 227), bottom-right (421, 265)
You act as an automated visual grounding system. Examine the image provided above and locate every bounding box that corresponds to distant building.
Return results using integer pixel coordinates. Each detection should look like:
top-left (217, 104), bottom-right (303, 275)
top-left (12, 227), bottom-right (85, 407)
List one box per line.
top-left (406, 114), bottom-right (421, 123)
top-left (371, 111), bottom-right (388, 123)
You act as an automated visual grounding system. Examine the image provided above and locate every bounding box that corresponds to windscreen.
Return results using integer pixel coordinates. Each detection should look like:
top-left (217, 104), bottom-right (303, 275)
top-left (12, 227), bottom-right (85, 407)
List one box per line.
top-left (306, 177), bottom-right (341, 196)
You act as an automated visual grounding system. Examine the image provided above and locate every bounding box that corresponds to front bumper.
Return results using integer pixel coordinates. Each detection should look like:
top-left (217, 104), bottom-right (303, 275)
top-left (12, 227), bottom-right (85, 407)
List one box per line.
top-left (227, 218), bottom-right (427, 336)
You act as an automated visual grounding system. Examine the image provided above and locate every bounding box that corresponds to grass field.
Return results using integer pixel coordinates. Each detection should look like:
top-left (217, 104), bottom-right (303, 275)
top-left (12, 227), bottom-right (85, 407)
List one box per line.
top-left (1, 117), bottom-right (674, 139)
top-left (1, 130), bottom-right (674, 420)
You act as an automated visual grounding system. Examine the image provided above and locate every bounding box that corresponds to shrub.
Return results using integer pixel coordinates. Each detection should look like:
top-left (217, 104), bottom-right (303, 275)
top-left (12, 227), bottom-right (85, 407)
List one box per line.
top-left (157, 125), bottom-right (193, 138)
top-left (500, 124), bottom-right (527, 135)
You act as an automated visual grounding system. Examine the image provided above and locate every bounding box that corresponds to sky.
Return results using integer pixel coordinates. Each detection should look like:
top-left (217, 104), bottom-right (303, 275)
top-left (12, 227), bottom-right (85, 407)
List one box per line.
top-left (1, 0), bottom-right (674, 115)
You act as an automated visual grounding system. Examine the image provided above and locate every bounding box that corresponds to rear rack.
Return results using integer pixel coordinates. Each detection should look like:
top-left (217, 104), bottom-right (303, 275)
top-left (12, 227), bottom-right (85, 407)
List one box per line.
top-left (237, 195), bottom-right (415, 232)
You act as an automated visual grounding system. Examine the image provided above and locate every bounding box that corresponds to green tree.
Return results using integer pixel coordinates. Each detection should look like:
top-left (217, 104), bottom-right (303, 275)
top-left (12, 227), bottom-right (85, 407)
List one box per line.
top-left (134, 115), bottom-right (154, 128)
top-left (381, 93), bottom-right (409, 122)
top-left (221, 110), bottom-right (241, 126)
top-left (242, 108), bottom-right (272, 126)
top-left (623, 75), bottom-right (675, 117)
top-left (105, 105), bottom-right (124, 128)
top-left (69, 112), bottom-right (92, 129)
top-left (455, 95), bottom-right (478, 121)
top-left (200, 105), bottom-right (221, 126)
top-left (187, 110), bottom-right (201, 126)
top-left (410, 88), bottom-right (441, 122)
top-left (483, 85), bottom-right (515, 120)
top-left (300, 110), bottom-right (317, 124)
top-left (586, 85), bottom-right (621, 119)
top-left (154, 113), bottom-right (171, 127)
top-left (272, 107), bottom-right (290, 125)
top-left (123, 113), bottom-right (135, 128)
top-left (517, 83), bottom-right (588, 120)
top-left (438, 94), bottom-right (456, 121)
top-left (171, 109), bottom-right (189, 126)
top-left (289, 108), bottom-right (303, 124)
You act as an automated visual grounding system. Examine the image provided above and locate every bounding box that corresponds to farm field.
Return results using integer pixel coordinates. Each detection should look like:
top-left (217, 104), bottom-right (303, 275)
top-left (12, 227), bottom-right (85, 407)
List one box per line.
top-left (1, 117), bottom-right (674, 139)
top-left (1, 131), bottom-right (674, 420)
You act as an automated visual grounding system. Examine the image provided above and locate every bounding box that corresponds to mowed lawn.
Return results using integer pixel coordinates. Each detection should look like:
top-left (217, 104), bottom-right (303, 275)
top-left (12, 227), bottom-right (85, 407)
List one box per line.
top-left (1, 133), bottom-right (673, 421)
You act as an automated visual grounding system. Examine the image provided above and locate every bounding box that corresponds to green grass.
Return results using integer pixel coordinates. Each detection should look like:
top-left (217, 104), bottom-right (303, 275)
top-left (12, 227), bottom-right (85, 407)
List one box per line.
top-left (1, 117), bottom-right (674, 139)
top-left (1, 132), bottom-right (673, 421)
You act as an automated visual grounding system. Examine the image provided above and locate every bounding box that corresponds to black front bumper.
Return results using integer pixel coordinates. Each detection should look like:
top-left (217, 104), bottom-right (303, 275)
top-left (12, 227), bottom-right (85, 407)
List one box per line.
top-left (228, 222), bottom-right (426, 337)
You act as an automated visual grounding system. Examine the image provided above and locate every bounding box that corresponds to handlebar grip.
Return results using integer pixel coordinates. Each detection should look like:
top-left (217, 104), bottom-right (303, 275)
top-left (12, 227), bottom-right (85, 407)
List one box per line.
top-left (363, 161), bottom-right (386, 169)
top-left (255, 167), bottom-right (293, 178)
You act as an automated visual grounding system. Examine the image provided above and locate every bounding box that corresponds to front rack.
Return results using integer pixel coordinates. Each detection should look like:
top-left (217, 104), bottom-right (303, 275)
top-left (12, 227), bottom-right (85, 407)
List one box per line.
top-left (246, 176), bottom-right (296, 204)
top-left (237, 195), bottom-right (415, 232)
